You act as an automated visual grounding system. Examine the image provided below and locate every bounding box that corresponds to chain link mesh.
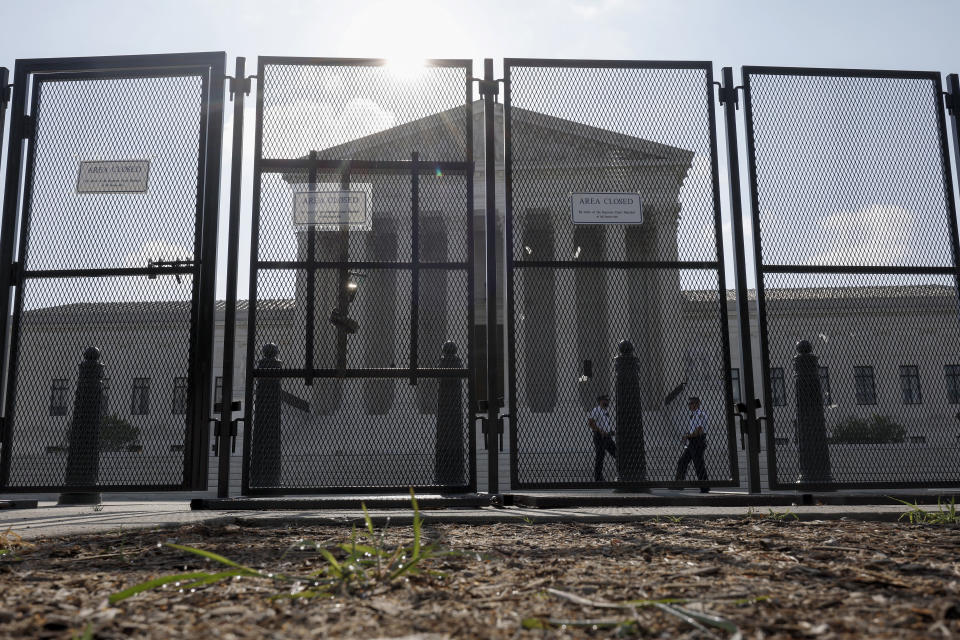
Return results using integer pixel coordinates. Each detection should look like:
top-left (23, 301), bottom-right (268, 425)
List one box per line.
top-left (260, 62), bottom-right (468, 162)
top-left (246, 59), bottom-right (474, 491)
top-left (506, 62), bottom-right (736, 488)
top-left (744, 68), bottom-right (960, 488)
top-left (3, 70), bottom-right (208, 490)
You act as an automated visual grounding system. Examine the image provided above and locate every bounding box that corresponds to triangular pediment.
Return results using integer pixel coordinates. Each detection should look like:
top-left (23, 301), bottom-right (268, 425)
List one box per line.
top-left (307, 100), bottom-right (694, 170)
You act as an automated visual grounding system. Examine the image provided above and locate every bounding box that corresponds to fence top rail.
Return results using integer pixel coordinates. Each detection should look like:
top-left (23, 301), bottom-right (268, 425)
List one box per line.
top-left (504, 58), bottom-right (712, 71)
top-left (14, 52), bottom-right (226, 75)
top-left (257, 56), bottom-right (471, 69)
top-left (30, 68), bottom-right (214, 85)
top-left (742, 65), bottom-right (941, 82)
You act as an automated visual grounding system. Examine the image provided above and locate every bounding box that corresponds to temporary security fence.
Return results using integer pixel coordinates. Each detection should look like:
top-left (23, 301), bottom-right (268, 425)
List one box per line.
top-left (502, 60), bottom-right (739, 490)
top-left (1, 53), bottom-right (960, 498)
top-left (239, 57), bottom-right (476, 494)
top-left (740, 67), bottom-right (960, 490)
top-left (0, 53), bottom-right (225, 493)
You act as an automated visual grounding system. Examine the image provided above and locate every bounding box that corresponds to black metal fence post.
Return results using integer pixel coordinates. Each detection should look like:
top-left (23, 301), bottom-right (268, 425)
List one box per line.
top-left (59, 346), bottom-right (105, 505)
top-left (216, 56), bottom-right (249, 498)
top-left (720, 66), bottom-right (763, 493)
top-left (436, 341), bottom-right (464, 486)
top-left (250, 344), bottom-right (282, 488)
top-left (481, 58), bottom-right (500, 495)
top-left (943, 74), bottom-right (960, 322)
top-left (793, 340), bottom-right (832, 487)
top-left (614, 340), bottom-right (646, 485)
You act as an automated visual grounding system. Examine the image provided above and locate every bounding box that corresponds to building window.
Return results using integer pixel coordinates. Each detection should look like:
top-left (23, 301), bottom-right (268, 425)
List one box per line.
top-left (215, 376), bottom-right (223, 409)
top-left (172, 377), bottom-right (187, 415)
top-left (818, 366), bottom-right (832, 405)
top-left (770, 367), bottom-right (786, 407)
top-left (131, 377), bottom-right (151, 415)
top-left (853, 366), bottom-right (876, 406)
top-left (946, 365), bottom-right (960, 404)
top-left (900, 365), bottom-right (922, 405)
top-left (49, 378), bottom-right (69, 416)
top-left (730, 368), bottom-right (741, 404)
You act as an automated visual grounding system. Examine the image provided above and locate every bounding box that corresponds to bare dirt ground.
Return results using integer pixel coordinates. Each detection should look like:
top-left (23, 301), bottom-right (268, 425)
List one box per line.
top-left (1, 517), bottom-right (959, 639)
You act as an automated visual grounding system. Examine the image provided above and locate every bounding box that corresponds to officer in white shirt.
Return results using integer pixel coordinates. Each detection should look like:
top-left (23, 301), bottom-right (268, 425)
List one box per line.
top-left (675, 396), bottom-right (709, 493)
top-left (587, 393), bottom-right (616, 482)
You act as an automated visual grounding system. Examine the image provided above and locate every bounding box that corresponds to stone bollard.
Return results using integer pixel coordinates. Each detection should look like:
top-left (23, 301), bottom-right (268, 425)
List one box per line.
top-left (59, 347), bottom-right (106, 505)
top-left (435, 341), bottom-right (465, 486)
top-left (614, 340), bottom-right (647, 486)
top-left (793, 340), bottom-right (833, 486)
top-left (251, 343), bottom-right (282, 488)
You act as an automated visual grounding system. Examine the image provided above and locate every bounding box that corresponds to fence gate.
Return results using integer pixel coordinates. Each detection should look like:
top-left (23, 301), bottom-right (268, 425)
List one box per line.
top-left (503, 59), bottom-right (740, 489)
top-left (741, 66), bottom-right (960, 490)
top-left (241, 57), bottom-right (475, 494)
top-left (0, 53), bottom-right (225, 492)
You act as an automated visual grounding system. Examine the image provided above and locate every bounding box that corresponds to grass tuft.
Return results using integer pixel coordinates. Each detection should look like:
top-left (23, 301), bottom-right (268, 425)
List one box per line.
top-left (111, 489), bottom-right (473, 604)
top-left (766, 508), bottom-right (798, 522)
top-left (890, 496), bottom-right (960, 525)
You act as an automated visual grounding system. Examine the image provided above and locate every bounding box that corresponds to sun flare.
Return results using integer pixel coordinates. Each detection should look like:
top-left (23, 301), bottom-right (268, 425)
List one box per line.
top-left (385, 56), bottom-right (428, 81)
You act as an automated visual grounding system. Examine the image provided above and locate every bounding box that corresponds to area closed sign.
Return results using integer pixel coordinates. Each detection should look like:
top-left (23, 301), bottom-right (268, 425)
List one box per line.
top-left (76, 160), bottom-right (150, 193)
top-left (571, 193), bottom-right (643, 224)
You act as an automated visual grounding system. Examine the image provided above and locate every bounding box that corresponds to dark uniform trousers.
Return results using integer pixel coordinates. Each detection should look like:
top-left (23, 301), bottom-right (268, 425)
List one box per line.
top-left (675, 434), bottom-right (707, 484)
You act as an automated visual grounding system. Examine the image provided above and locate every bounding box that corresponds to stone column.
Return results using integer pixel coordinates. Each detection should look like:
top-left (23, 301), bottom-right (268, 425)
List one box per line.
top-left (793, 340), bottom-right (833, 486)
top-left (573, 226), bottom-right (609, 411)
top-left (520, 209), bottom-right (557, 413)
top-left (362, 217), bottom-right (399, 414)
top-left (416, 214), bottom-right (448, 414)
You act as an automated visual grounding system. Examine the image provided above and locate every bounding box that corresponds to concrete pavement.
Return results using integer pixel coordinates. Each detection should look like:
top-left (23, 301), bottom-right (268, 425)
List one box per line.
top-left (0, 492), bottom-right (953, 540)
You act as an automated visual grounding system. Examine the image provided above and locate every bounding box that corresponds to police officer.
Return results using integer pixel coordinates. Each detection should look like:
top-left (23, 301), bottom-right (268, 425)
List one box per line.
top-left (675, 396), bottom-right (709, 493)
top-left (587, 393), bottom-right (616, 482)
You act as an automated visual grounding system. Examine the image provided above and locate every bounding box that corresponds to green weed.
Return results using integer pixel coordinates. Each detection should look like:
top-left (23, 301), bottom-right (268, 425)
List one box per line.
top-left (111, 489), bottom-right (469, 603)
top-left (766, 508), bottom-right (798, 522)
top-left (652, 514), bottom-right (684, 524)
top-left (891, 496), bottom-right (960, 525)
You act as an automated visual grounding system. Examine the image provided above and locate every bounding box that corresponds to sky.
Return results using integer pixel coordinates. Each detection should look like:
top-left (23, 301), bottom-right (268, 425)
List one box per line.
top-left (0, 1), bottom-right (955, 69)
top-left (1, 0), bottom-right (959, 302)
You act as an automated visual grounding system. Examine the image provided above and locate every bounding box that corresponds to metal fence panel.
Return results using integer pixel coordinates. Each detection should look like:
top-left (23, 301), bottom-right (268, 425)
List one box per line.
top-left (0, 53), bottom-right (225, 492)
top-left (242, 57), bottom-right (475, 494)
top-left (504, 59), bottom-right (739, 489)
top-left (742, 66), bottom-right (960, 489)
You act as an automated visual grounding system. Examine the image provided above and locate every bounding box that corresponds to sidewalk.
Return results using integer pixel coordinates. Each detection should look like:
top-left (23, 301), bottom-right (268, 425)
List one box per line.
top-left (0, 491), bottom-right (952, 540)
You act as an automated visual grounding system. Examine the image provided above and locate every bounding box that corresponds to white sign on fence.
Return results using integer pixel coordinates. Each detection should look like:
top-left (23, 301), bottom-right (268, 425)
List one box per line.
top-left (76, 160), bottom-right (150, 193)
top-left (570, 193), bottom-right (643, 224)
top-left (292, 187), bottom-right (372, 230)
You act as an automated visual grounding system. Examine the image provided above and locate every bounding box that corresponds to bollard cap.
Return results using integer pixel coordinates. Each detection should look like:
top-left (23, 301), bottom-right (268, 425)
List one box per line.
top-left (617, 340), bottom-right (634, 356)
top-left (796, 340), bottom-right (812, 355)
top-left (442, 341), bottom-right (457, 356)
top-left (262, 343), bottom-right (280, 359)
top-left (83, 346), bottom-right (101, 361)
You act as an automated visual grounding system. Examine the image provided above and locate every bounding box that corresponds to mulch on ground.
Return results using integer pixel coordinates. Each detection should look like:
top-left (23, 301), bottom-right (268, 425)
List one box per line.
top-left (1, 516), bottom-right (958, 639)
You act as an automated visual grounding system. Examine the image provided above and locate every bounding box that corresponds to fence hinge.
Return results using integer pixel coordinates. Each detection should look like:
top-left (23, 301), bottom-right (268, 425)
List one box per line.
top-left (717, 84), bottom-right (739, 109)
top-left (21, 115), bottom-right (33, 139)
top-left (9, 261), bottom-right (20, 282)
top-left (474, 78), bottom-right (502, 99)
top-left (945, 88), bottom-right (960, 116)
top-left (227, 75), bottom-right (254, 100)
